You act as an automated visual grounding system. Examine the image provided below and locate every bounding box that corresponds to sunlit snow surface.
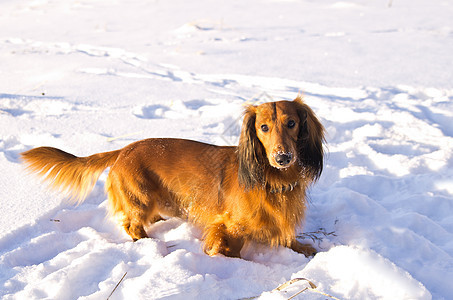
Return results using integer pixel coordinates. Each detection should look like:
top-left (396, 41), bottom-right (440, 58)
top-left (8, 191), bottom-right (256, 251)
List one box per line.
top-left (1, 0), bottom-right (453, 299)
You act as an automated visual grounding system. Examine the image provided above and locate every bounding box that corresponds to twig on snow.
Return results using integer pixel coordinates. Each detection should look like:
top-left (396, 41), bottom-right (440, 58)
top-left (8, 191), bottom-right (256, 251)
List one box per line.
top-left (107, 271), bottom-right (127, 300)
top-left (239, 277), bottom-right (341, 300)
top-left (275, 278), bottom-right (341, 300)
top-left (297, 228), bottom-right (337, 246)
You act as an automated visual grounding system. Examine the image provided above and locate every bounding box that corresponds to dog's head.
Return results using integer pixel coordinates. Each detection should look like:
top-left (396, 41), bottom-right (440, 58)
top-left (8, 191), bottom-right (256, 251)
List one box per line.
top-left (238, 96), bottom-right (325, 189)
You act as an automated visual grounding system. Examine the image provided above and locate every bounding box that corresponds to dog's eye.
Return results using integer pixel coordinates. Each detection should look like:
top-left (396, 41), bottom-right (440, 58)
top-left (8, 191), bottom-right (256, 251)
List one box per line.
top-left (287, 120), bottom-right (296, 129)
top-left (261, 124), bottom-right (269, 132)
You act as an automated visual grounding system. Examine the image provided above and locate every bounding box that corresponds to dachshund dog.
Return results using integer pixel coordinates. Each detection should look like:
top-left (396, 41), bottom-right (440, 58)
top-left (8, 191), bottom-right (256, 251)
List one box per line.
top-left (21, 96), bottom-right (324, 258)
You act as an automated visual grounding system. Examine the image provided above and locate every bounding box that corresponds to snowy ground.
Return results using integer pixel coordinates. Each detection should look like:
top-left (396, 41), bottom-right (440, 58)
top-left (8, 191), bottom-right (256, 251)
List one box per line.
top-left (1, 0), bottom-right (453, 299)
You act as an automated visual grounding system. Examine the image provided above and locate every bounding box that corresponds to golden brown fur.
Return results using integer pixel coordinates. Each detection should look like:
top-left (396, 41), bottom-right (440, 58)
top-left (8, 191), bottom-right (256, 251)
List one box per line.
top-left (21, 96), bottom-right (325, 258)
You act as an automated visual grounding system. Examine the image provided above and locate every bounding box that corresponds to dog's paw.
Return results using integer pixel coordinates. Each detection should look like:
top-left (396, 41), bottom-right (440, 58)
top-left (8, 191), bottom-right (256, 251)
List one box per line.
top-left (290, 240), bottom-right (317, 257)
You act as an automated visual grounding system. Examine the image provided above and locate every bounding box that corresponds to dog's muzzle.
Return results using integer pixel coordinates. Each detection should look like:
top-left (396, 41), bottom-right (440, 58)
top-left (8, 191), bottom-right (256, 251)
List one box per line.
top-left (275, 152), bottom-right (293, 167)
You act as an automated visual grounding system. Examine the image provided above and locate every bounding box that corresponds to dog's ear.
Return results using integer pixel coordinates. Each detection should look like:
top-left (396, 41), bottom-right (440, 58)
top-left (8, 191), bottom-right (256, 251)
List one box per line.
top-left (294, 96), bottom-right (325, 181)
top-left (237, 105), bottom-right (266, 189)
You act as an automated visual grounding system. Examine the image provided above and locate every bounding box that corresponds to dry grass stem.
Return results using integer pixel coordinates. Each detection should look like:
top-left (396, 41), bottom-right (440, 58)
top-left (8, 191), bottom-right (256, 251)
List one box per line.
top-left (106, 271), bottom-right (127, 300)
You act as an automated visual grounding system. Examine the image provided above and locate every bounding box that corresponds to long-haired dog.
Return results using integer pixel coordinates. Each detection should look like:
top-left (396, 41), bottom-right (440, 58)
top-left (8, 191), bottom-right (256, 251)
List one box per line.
top-left (21, 96), bottom-right (324, 258)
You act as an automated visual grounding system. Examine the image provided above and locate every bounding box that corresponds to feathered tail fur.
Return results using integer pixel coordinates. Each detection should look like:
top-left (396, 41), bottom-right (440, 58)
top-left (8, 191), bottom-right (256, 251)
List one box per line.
top-left (21, 147), bottom-right (120, 204)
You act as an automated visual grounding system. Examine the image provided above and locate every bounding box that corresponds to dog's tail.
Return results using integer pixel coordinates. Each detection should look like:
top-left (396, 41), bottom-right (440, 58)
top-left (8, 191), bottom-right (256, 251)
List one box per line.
top-left (21, 147), bottom-right (120, 204)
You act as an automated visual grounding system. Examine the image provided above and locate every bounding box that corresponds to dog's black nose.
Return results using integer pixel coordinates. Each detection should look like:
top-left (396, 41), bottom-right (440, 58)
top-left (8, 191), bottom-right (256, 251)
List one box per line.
top-left (275, 153), bottom-right (292, 166)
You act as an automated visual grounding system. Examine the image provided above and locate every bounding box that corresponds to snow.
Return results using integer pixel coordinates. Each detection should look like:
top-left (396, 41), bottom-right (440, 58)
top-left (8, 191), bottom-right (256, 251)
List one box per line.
top-left (1, 0), bottom-right (452, 299)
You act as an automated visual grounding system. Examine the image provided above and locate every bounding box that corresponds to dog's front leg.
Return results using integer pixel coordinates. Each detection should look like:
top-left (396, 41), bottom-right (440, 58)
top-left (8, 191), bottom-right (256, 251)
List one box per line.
top-left (290, 240), bottom-right (317, 257)
top-left (123, 218), bottom-right (148, 241)
top-left (203, 223), bottom-right (244, 258)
